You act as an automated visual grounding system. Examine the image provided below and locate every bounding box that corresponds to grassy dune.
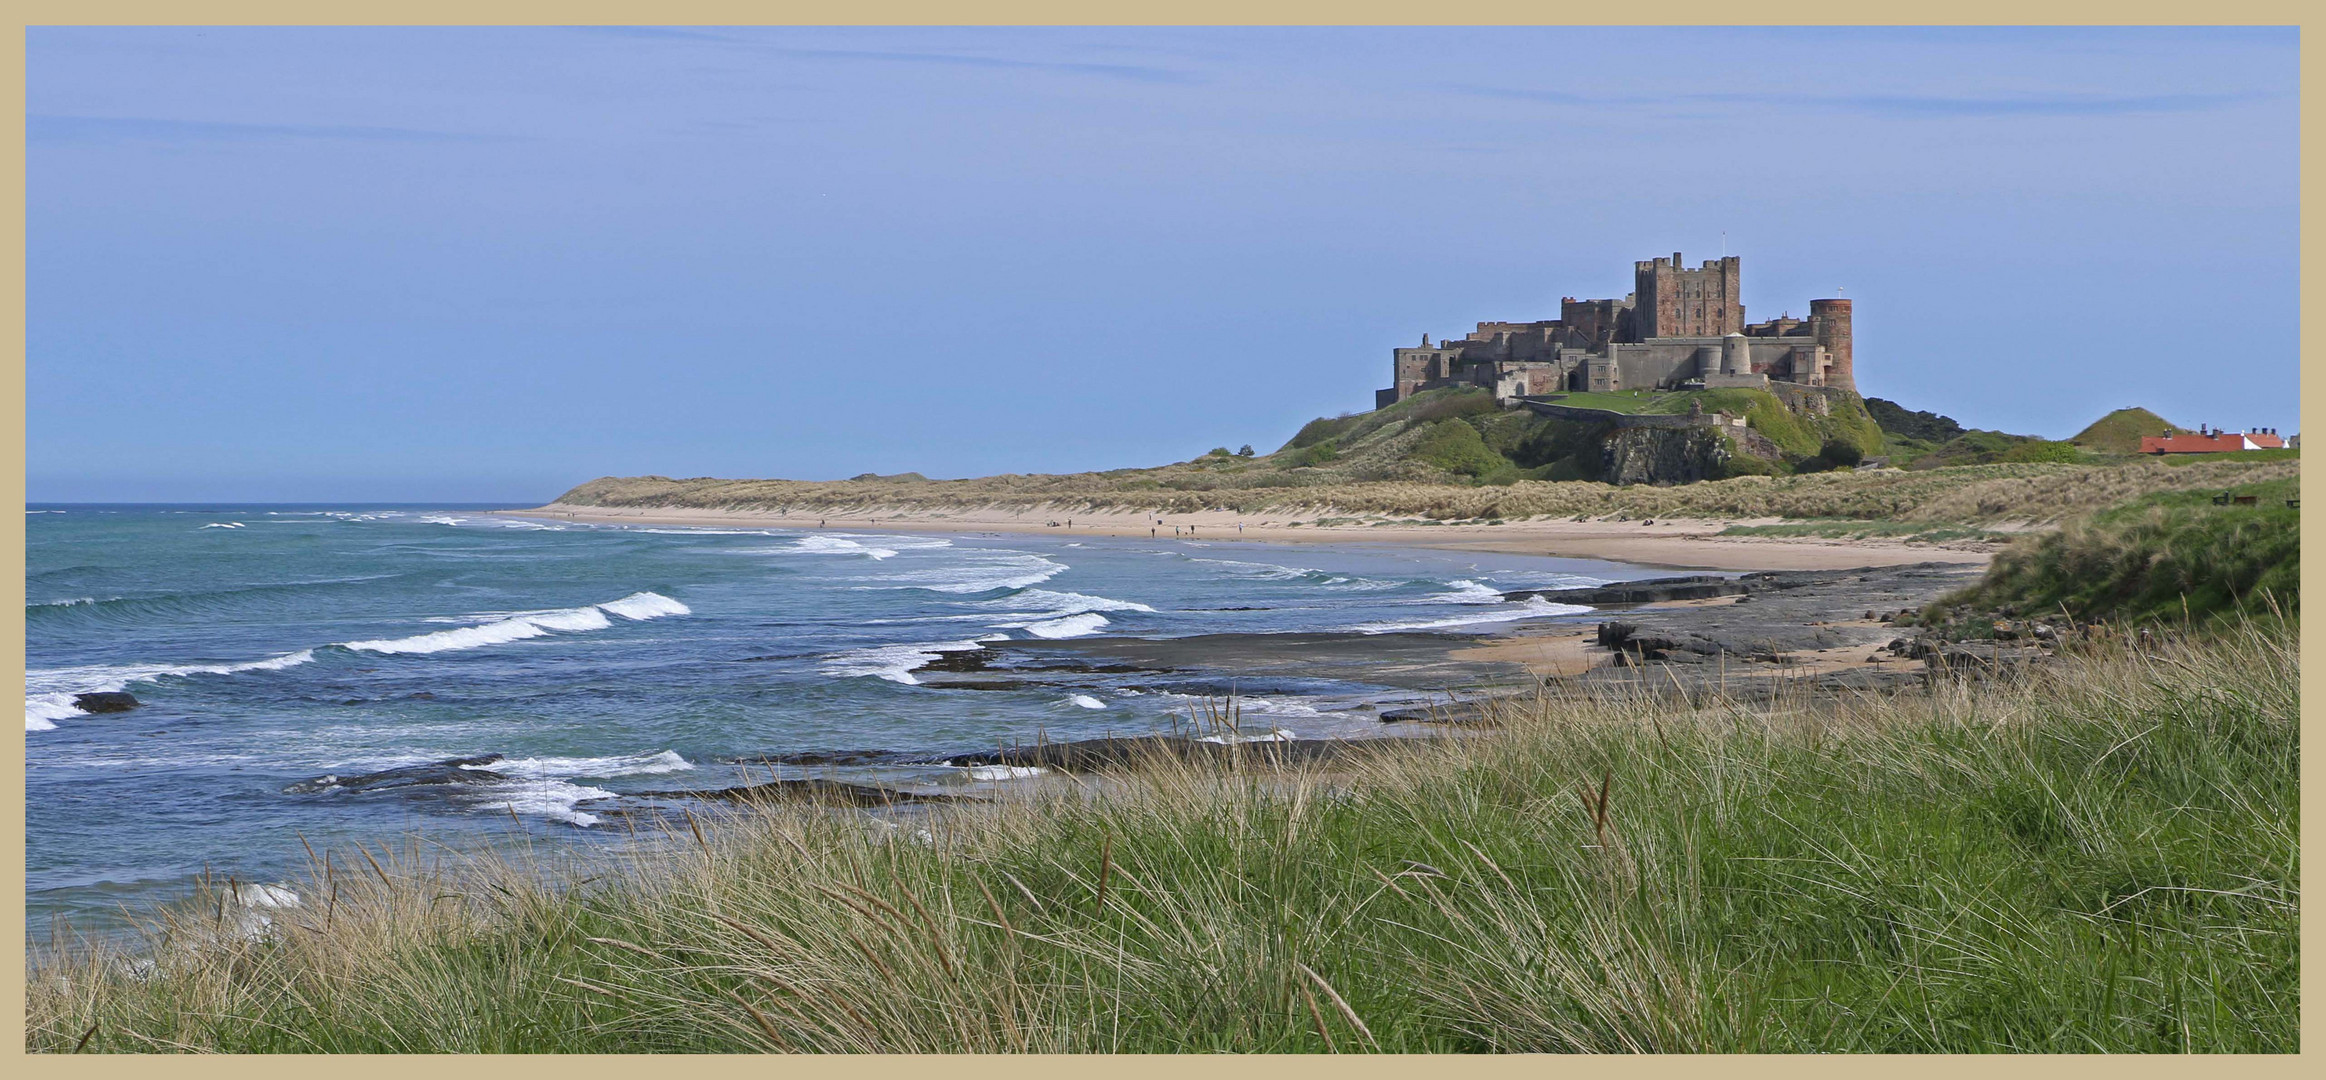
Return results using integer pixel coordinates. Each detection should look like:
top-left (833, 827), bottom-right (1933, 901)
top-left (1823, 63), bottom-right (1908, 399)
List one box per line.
top-left (554, 456), bottom-right (2295, 527)
top-left (1931, 474), bottom-right (2299, 626)
top-left (29, 621), bottom-right (2298, 1053)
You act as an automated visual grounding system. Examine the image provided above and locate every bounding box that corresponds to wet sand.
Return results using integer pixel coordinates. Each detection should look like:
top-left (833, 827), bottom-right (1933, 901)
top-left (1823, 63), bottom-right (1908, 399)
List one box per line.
top-left (502, 503), bottom-right (1997, 573)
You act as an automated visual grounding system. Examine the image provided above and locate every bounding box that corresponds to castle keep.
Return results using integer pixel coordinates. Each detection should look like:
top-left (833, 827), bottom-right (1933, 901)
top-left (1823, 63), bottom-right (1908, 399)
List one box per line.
top-left (1378, 254), bottom-right (1855, 408)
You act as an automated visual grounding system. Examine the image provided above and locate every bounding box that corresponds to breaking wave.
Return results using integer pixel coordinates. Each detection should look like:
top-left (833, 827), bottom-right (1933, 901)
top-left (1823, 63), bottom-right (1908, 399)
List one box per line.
top-left (27, 592), bottom-right (690, 729)
top-left (821, 637), bottom-right (1004, 685)
top-left (964, 765), bottom-right (1046, 781)
top-left (460, 749), bottom-right (694, 781)
top-left (1016, 612), bottom-right (1110, 639)
top-left (1186, 557), bottom-right (1395, 591)
top-left (26, 651), bottom-right (317, 731)
top-left (982, 589), bottom-right (1153, 639)
top-left (1350, 596), bottom-right (1592, 634)
top-left (870, 552), bottom-right (1068, 594)
top-left (1421, 579), bottom-right (1507, 604)
top-left (736, 533), bottom-right (955, 561)
top-left (341, 591), bottom-right (689, 655)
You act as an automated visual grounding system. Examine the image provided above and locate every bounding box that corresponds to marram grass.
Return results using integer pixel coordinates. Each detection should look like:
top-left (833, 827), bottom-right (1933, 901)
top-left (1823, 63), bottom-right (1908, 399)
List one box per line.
top-left (556, 455), bottom-right (2296, 527)
top-left (29, 621), bottom-right (2298, 1053)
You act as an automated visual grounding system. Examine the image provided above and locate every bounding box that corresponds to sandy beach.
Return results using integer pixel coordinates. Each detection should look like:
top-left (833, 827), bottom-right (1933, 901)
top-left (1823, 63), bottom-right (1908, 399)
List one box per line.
top-left (504, 502), bottom-right (1997, 573)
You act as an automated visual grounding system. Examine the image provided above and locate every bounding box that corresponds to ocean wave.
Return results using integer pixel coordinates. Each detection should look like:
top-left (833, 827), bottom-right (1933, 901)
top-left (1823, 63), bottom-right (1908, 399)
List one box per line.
top-left (459, 749), bottom-right (693, 781)
top-left (287, 752), bottom-right (668, 828)
top-left (600, 591), bottom-right (692, 620)
top-left (821, 636), bottom-right (1004, 685)
top-left (199, 522), bottom-right (245, 529)
top-left (737, 533), bottom-right (956, 560)
top-left (1186, 557), bottom-right (1395, 591)
top-left (775, 534), bottom-right (900, 559)
top-left (342, 607), bottom-right (611, 654)
top-left (341, 591), bottom-right (688, 655)
top-left (1066, 694), bottom-right (1107, 710)
top-left (1420, 579), bottom-right (1508, 604)
top-left (981, 589), bottom-right (1152, 638)
top-left (466, 778), bottom-right (619, 827)
top-left (25, 651), bottom-right (318, 731)
top-left (1195, 729), bottom-right (1297, 745)
top-left (1015, 612), bottom-right (1110, 638)
top-left (26, 590), bottom-right (693, 729)
top-left (25, 574), bottom-right (417, 626)
top-left (992, 589), bottom-right (1156, 615)
top-left (964, 765), bottom-right (1046, 781)
top-left (1479, 570), bottom-right (1614, 590)
top-left (869, 552), bottom-right (1068, 594)
top-left (1350, 596), bottom-right (1592, 634)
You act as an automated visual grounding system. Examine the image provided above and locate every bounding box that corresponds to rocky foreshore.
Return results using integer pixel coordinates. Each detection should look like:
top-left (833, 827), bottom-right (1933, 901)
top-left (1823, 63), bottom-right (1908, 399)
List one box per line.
top-left (276, 562), bottom-right (2034, 820)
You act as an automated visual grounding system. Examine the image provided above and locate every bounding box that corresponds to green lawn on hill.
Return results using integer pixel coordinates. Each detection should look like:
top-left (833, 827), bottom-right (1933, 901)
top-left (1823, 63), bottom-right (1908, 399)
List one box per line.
top-left (2070, 407), bottom-right (2188, 455)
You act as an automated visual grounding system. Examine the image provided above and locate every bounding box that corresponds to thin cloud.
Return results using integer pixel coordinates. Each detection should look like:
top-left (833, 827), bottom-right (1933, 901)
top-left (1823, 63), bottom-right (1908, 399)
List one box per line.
top-left (561, 26), bottom-right (1194, 84)
top-left (1445, 83), bottom-right (2268, 118)
top-left (29, 114), bottom-right (519, 144)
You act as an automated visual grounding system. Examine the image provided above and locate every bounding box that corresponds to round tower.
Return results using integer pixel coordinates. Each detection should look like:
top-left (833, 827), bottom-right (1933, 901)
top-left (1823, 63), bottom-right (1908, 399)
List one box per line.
top-left (1810, 298), bottom-right (1854, 392)
top-left (1721, 331), bottom-right (1749, 376)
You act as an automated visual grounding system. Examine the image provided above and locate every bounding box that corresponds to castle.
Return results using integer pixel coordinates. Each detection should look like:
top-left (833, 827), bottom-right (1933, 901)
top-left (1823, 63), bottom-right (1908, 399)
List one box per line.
top-left (1378, 254), bottom-right (1855, 408)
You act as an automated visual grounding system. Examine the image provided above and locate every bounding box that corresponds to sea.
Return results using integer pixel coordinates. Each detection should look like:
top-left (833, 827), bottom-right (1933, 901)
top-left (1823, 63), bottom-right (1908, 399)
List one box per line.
top-left (25, 504), bottom-right (1659, 936)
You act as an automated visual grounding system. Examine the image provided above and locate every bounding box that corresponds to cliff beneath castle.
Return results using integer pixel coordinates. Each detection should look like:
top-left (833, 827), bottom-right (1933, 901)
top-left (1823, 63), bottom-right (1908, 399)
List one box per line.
top-left (1601, 426), bottom-right (1731, 485)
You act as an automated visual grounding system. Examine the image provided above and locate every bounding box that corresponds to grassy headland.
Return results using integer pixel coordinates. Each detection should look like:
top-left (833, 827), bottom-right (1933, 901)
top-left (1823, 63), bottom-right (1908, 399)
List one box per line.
top-left (28, 620), bottom-right (2297, 1052)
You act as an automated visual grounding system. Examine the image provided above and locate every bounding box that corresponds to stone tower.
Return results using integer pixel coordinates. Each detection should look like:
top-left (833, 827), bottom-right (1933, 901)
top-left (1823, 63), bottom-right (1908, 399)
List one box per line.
top-left (1809, 298), bottom-right (1854, 392)
top-left (1633, 253), bottom-right (1743, 338)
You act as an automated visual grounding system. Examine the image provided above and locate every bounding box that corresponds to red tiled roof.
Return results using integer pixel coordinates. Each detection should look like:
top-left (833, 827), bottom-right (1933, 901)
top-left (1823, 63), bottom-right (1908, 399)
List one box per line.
top-left (2140, 433), bottom-right (2258, 454)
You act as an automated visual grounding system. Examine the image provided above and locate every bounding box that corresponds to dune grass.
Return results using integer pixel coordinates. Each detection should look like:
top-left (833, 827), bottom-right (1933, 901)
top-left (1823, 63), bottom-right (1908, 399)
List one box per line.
top-left (1717, 519), bottom-right (2016, 544)
top-left (28, 619), bottom-right (2298, 1054)
top-left (552, 456), bottom-right (2295, 529)
top-left (1929, 475), bottom-right (2298, 627)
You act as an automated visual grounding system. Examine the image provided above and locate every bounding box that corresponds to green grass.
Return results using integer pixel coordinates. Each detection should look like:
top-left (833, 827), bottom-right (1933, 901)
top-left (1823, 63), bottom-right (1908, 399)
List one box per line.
top-left (2069, 408), bottom-right (2186, 455)
top-left (1718, 519), bottom-right (2016, 544)
top-left (29, 624), bottom-right (2299, 1053)
top-left (2159, 448), bottom-right (2300, 466)
top-left (1932, 475), bottom-right (2298, 626)
top-left (1537, 390), bottom-right (1661, 414)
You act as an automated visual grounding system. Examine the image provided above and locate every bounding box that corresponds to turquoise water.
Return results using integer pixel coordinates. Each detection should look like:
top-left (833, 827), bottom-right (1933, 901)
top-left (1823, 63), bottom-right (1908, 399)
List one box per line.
top-left (26, 504), bottom-right (1651, 933)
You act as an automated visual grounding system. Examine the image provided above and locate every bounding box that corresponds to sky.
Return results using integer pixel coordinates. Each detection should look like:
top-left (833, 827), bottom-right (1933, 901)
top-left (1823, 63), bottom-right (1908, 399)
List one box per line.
top-left (26, 26), bottom-right (2300, 503)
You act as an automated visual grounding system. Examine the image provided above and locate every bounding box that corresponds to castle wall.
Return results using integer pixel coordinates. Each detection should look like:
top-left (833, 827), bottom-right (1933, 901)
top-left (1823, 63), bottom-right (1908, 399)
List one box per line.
top-left (1559, 297), bottom-right (1629, 348)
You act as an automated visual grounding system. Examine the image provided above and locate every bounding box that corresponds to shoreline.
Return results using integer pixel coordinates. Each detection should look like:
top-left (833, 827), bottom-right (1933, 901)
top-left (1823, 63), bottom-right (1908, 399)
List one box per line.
top-left (499, 502), bottom-right (1997, 573)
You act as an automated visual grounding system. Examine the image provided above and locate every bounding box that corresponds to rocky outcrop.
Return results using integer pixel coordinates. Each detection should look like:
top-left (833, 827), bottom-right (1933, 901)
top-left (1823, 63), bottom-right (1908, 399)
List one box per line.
top-left (1509, 574), bottom-right (1748, 605)
top-left (73, 692), bottom-right (141, 713)
top-left (1600, 425), bottom-right (1731, 485)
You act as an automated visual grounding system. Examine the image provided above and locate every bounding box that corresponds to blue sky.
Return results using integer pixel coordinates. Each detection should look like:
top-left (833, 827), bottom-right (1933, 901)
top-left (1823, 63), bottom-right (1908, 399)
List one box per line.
top-left (27, 26), bottom-right (2299, 502)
